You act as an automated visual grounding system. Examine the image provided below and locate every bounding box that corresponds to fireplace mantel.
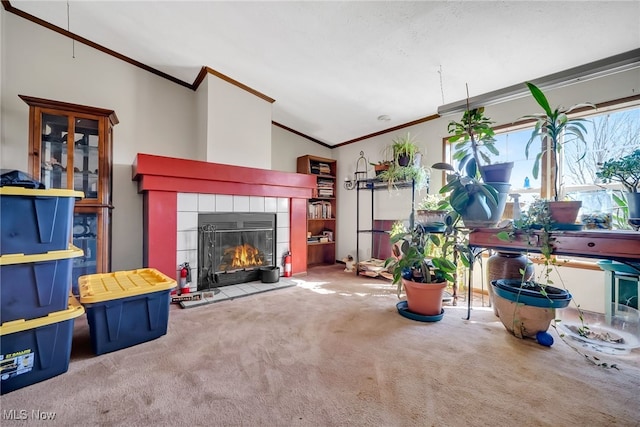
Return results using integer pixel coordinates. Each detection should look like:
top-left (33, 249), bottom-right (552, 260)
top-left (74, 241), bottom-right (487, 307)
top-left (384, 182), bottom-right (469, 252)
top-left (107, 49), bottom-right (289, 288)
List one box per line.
top-left (132, 153), bottom-right (317, 280)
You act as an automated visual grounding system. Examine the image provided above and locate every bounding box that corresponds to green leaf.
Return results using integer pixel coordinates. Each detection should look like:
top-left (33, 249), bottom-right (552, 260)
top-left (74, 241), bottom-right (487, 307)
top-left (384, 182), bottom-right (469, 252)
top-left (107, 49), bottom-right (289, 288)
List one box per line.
top-left (496, 231), bottom-right (511, 241)
top-left (526, 82), bottom-right (552, 116)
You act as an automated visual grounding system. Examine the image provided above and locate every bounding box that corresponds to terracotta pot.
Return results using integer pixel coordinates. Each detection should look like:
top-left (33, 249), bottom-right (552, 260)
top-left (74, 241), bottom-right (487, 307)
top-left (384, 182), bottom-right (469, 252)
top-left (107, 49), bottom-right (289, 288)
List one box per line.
top-left (485, 252), bottom-right (534, 316)
top-left (402, 278), bottom-right (446, 316)
top-left (548, 200), bottom-right (582, 224)
top-left (374, 163), bottom-right (390, 176)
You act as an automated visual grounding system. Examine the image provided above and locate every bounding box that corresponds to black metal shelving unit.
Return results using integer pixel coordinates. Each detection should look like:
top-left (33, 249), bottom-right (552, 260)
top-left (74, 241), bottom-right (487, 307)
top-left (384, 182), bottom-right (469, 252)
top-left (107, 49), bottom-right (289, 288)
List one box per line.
top-left (355, 178), bottom-right (417, 277)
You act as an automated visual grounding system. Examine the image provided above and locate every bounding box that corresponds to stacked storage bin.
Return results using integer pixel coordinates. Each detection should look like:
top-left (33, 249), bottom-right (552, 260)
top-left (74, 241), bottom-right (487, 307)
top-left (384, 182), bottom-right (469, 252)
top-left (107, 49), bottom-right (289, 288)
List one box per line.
top-left (78, 268), bottom-right (175, 355)
top-left (0, 187), bottom-right (84, 394)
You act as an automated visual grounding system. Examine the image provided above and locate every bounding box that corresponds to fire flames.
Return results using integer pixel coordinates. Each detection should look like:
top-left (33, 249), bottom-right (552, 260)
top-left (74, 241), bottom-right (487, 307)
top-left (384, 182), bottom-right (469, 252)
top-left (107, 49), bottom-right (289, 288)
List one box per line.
top-left (222, 243), bottom-right (264, 270)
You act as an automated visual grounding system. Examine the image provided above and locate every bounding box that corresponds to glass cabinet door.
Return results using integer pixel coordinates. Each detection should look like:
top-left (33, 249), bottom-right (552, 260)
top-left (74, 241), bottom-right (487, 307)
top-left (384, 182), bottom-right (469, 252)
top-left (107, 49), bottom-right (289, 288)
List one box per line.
top-left (72, 212), bottom-right (98, 295)
top-left (23, 95), bottom-right (117, 292)
top-left (73, 118), bottom-right (100, 199)
top-left (39, 112), bottom-right (70, 189)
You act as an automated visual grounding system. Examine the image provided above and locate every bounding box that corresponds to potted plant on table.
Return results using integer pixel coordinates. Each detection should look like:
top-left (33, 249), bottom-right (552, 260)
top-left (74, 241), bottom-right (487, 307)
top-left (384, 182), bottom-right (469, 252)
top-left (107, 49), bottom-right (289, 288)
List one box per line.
top-left (494, 199), bottom-right (573, 339)
top-left (522, 82), bottom-right (596, 224)
top-left (596, 148), bottom-right (640, 222)
top-left (370, 160), bottom-right (392, 176)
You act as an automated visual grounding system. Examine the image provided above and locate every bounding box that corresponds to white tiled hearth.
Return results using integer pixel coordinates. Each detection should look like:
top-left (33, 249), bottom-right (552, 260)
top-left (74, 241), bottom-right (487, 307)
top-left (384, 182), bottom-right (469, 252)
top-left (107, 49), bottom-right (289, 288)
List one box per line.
top-left (176, 193), bottom-right (291, 292)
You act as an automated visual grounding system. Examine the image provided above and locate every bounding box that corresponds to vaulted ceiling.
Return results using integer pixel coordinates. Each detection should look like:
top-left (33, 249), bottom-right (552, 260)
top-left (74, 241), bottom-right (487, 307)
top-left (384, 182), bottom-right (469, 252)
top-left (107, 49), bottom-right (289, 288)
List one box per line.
top-left (7, 1), bottom-right (640, 146)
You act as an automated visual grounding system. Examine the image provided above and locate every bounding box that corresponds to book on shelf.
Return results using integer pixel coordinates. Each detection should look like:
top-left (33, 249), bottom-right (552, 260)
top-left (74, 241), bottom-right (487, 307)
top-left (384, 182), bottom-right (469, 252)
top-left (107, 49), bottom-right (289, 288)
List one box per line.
top-left (308, 201), bottom-right (332, 219)
top-left (311, 162), bottom-right (332, 175)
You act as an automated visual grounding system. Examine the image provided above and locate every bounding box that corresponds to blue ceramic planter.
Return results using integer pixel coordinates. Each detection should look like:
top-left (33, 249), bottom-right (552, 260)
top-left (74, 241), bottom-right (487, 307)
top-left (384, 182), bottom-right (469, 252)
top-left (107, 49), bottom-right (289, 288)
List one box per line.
top-left (491, 279), bottom-right (572, 309)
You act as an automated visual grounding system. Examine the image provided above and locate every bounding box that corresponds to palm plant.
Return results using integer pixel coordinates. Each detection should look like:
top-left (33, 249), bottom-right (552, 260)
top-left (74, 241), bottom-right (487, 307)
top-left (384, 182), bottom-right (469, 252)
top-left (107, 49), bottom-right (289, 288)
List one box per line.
top-left (522, 82), bottom-right (595, 201)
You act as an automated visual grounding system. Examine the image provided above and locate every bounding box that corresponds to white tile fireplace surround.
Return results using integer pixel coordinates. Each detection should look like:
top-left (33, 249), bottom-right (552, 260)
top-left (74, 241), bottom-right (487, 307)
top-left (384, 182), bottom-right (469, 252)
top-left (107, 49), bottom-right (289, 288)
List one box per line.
top-left (176, 193), bottom-right (290, 292)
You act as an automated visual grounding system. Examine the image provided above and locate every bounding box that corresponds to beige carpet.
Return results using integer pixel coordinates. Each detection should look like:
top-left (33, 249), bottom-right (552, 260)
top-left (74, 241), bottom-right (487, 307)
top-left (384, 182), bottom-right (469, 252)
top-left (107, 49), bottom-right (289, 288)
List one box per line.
top-left (1, 265), bottom-right (639, 426)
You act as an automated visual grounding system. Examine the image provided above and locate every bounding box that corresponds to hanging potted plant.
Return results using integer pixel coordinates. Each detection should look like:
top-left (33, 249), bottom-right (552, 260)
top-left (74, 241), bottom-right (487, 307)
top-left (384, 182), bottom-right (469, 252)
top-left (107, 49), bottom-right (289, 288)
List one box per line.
top-left (596, 148), bottom-right (640, 220)
top-left (431, 162), bottom-right (504, 229)
top-left (522, 82), bottom-right (596, 224)
top-left (389, 132), bottom-right (421, 167)
top-left (384, 223), bottom-right (458, 320)
top-left (433, 104), bottom-right (511, 228)
top-left (448, 107), bottom-right (513, 183)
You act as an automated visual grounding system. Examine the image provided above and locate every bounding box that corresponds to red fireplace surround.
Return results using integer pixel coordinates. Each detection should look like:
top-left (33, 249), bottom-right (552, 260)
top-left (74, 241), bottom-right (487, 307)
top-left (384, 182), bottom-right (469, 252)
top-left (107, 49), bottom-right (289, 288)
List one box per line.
top-left (132, 153), bottom-right (316, 279)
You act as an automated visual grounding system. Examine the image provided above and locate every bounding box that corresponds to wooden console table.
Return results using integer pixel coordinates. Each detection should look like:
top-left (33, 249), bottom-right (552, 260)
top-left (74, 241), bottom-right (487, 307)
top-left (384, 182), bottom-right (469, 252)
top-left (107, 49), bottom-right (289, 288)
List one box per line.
top-left (466, 229), bottom-right (640, 319)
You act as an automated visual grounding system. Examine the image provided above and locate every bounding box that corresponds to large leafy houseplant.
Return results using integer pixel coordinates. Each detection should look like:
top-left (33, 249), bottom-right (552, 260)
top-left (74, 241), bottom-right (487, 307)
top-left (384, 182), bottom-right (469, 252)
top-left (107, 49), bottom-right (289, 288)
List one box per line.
top-left (432, 162), bottom-right (501, 228)
top-left (596, 148), bottom-right (640, 193)
top-left (522, 82), bottom-right (595, 202)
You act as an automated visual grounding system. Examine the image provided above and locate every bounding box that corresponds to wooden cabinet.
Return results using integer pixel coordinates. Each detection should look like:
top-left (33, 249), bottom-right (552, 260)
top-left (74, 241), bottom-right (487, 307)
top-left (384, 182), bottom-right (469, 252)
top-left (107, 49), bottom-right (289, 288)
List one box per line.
top-left (21, 95), bottom-right (118, 292)
top-left (297, 155), bottom-right (337, 266)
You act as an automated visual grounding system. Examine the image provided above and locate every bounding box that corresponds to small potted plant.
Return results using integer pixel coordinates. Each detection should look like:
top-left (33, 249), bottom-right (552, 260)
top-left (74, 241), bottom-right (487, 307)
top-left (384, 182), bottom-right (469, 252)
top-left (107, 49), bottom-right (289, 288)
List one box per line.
top-left (522, 82), bottom-right (596, 224)
top-left (369, 160), bottom-right (392, 176)
top-left (596, 148), bottom-right (640, 220)
top-left (385, 223), bottom-right (457, 319)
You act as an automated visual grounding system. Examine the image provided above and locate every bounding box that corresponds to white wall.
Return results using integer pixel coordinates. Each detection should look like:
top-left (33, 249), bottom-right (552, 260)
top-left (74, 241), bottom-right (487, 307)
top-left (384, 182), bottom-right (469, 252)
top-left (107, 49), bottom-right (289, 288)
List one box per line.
top-left (205, 74), bottom-right (272, 169)
top-left (271, 125), bottom-right (331, 173)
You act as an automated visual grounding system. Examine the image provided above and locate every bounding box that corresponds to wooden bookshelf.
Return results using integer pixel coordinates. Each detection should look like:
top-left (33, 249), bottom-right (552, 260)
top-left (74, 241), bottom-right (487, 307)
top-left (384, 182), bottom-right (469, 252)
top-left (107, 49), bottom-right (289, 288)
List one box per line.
top-left (297, 155), bottom-right (337, 266)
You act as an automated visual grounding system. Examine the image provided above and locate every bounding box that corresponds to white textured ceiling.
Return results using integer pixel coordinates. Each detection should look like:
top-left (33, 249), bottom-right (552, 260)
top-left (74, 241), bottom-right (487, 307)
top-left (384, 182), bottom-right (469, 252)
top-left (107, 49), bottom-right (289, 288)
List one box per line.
top-left (10, 1), bottom-right (640, 146)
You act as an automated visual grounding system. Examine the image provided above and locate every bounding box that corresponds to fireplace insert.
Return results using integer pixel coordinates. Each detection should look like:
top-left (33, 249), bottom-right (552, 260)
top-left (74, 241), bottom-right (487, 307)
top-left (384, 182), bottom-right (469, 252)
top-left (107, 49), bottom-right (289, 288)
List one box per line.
top-left (198, 212), bottom-right (276, 290)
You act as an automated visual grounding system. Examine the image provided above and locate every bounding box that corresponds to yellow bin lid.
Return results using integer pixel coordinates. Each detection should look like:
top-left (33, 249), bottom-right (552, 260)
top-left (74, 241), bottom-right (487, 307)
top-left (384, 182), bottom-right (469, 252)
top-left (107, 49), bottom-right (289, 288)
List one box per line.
top-left (0, 245), bottom-right (84, 265)
top-left (0, 295), bottom-right (85, 336)
top-left (0, 187), bottom-right (84, 199)
top-left (79, 268), bottom-right (177, 304)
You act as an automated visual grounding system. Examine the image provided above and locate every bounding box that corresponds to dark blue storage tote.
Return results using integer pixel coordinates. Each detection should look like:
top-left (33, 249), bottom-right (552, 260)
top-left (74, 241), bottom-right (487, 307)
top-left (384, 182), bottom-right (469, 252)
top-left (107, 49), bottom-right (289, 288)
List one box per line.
top-left (0, 246), bottom-right (83, 323)
top-left (0, 187), bottom-right (83, 256)
top-left (0, 296), bottom-right (85, 394)
top-left (79, 269), bottom-right (176, 355)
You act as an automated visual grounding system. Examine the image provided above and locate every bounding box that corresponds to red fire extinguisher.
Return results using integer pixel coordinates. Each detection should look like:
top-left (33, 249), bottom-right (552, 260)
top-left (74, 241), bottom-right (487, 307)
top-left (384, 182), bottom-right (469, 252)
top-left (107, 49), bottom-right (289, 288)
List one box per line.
top-left (283, 252), bottom-right (292, 277)
top-left (179, 264), bottom-right (190, 294)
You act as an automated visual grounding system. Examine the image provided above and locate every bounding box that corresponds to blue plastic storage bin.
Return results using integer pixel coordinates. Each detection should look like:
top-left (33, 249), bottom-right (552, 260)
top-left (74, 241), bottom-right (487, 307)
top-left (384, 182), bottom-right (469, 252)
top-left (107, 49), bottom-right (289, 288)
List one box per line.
top-left (79, 269), bottom-right (176, 355)
top-left (0, 246), bottom-right (83, 323)
top-left (0, 187), bottom-right (83, 256)
top-left (0, 296), bottom-right (85, 394)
